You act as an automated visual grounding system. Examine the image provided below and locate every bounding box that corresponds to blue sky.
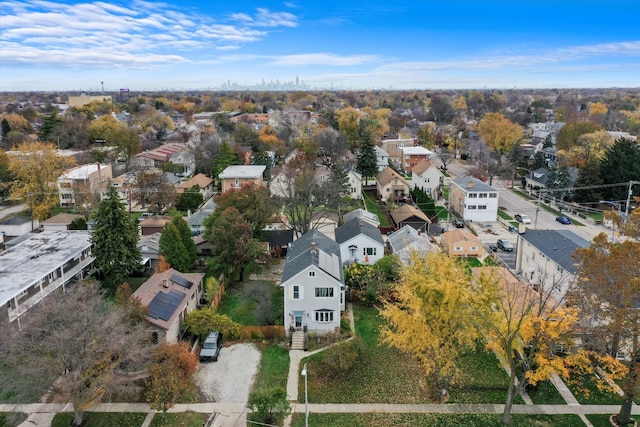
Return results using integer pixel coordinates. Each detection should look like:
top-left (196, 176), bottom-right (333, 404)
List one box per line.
top-left (1, 0), bottom-right (639, 92)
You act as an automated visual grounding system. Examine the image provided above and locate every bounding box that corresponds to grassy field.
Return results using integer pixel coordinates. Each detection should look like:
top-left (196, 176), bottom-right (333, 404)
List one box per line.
top-left (252, 344), bottom-right (290, 391)
top-left (300, 305), bottom-right (433, 403)
top-left (52, 412), bottom-right (147, 427)
top-left (291, 413), bottom-right (584, 427)
top-left (448, 344), bottom-right (522, 404)
top-left (362, 191), bottom-right (390, 226)
top-left (0, 413), bottom-right (27, 427)
top-left (150, 412), bottom-right (209, 426)
top-left (300, 305), bottom-right (522, 405)
top-left (527, 380), bottom-right (566, 404)
top-left (217, 279), bottom-right (283, 326)
top-left (566, 373), bottom-right (624, 405)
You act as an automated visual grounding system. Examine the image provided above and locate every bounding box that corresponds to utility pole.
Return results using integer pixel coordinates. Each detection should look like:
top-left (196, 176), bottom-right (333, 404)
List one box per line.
top-left (624, 180), bottom-right (639, 217)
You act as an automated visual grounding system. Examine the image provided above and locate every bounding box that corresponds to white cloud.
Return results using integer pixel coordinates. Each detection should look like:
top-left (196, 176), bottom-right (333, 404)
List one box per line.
top-left (0, 1), bottom-right (299, 68)
top-left (269, 53), bottom-right (379, 66)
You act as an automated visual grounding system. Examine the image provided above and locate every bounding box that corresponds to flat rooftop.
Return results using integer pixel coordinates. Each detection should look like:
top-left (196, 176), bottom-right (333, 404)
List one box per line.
top-left (0, 230), bottom-right (92, 306)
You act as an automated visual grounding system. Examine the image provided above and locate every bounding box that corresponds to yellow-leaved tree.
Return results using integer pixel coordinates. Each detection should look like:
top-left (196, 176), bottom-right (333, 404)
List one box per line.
top-left (476, 112), bottom-right (524, 184)
top-left (8, 140), bottom-right (75, 220)
top-left (474, 267), bottom-right (627, 426)
top-left (380, 252), bottom-right (484, 398)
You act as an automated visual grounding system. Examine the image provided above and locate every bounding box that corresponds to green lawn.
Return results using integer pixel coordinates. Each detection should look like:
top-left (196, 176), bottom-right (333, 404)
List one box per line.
top-left (448, 344), bottom-right (522, 404)
top-left (300, 305), bottom-right (521, 405)
top-left (217, 279), bottom-right (283, 326)
top-left (0, 413), bottom-right (27, 427)
top-left (300, 305), bottom-right (433, 403)
top-left (497, 209), bottom-right (512, 221)
top-left (527, 380), bottom-right (566, 404)
top-left (566, 373), bottom-right (624, 405)
top-left (52, 412), bottom-right (147, 427)
top-left (362, 192), bottom-right (390, 226)
top-left (150, 412), bottom-right (209, 427)
top-left (253, 344), bottom-right (290, 391)
top-left (291, 413), bottom-right (583, 427)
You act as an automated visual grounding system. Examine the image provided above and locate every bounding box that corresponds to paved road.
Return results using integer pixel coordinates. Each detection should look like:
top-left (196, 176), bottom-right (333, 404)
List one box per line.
top-left (0, 203), bottom-right (27, 221)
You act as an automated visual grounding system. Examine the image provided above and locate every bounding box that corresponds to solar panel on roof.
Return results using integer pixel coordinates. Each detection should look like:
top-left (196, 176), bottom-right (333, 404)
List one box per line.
top-left (170, 274), bottom-right (193, 289)
top-left (148, 289), bottom-right (185, 321)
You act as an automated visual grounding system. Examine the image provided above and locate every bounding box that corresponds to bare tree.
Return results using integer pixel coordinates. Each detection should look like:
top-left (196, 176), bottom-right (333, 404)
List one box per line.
top-left (0, 280), bottom-right (150, 426)
top-left (276, 163), bottom-right (328, 238)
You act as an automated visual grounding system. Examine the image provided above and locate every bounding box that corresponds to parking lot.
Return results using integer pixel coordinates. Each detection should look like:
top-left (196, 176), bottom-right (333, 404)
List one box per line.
top-left (468, 222), bottom-right (518, 270)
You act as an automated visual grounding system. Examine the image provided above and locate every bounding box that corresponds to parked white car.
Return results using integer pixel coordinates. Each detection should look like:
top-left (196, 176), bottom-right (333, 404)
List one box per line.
top-left (515, 213), bottom-right (531, 224)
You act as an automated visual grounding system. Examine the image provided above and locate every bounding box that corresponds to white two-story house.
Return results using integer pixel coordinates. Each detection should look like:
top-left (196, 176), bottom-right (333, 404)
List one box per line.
top-left (411, 159), bottom-right (445, 200)
top-left (335, 217), bottom-right (385, 265)
top-left (280, 230), bottom-right (345, 334)
top-left (449, 177), bottom-right (499, 222)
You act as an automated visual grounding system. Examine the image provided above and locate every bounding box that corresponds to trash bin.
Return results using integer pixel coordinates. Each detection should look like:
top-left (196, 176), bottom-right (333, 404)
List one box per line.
top-left (508, 225), bottom-right (515, 232)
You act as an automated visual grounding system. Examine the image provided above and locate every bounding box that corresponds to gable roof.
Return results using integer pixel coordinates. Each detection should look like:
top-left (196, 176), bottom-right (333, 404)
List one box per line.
top-left (412, 158), bottom-right (441, 176)
top-left (343, 208), bottom-right (380, 227)
top-left (139, 215), bottom-right (172, 227)
top-left (387, 225), bottom-right (437, 261)
top-left (179, 173), bottom-right (213, 190)
top-left (281, 229), bottom-right (342, 284)
top-left (138, 232), bottom-right (161, 252)
top-left (519, 230), bottom-right (589, 274)
top-left (376, 167), bottom-right (409, 187)
top-left (374, 146), bottom-right (389, 157)
top-left (133, 268), bottom-right (204, 330)
top-left (440, 229), bottom-right (482, 246)
top-left (335, 218), bottom-right (384, 246)
top-left (41, 213), bottom-right (83, 225)
top-left (390, 204), bottom-right (431, 224)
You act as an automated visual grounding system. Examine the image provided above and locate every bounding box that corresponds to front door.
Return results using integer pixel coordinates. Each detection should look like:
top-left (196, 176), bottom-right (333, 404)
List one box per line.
top-left (294, 315), bottom-right (303, 329)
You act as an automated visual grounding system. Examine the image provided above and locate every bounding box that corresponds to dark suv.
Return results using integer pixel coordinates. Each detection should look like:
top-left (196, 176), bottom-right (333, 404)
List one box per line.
top-left (200, 331), bottom-right (223, 362)
top-left (497, 238), bottom-right (514, 252)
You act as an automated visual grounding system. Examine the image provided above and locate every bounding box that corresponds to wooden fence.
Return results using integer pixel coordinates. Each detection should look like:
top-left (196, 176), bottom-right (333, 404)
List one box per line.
top-left (239, 325), bottom-right (286, 340)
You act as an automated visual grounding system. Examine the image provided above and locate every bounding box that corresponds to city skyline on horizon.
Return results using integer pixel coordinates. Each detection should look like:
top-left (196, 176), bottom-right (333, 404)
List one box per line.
top-left (1, 1), bottom-right (639, 92)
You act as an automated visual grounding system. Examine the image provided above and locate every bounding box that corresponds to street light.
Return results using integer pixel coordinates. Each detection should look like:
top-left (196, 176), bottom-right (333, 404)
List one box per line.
top-left (301, 363), bottom-right (309, 427)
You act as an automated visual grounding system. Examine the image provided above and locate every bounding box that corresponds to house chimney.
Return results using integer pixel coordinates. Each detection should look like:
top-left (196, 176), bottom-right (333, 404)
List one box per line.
top-left (467, 179), bottom-right (475, 188)
top-left (311, 242), bottom-right (317, 253)
top-left (162, 279), bottom-right (169, 288)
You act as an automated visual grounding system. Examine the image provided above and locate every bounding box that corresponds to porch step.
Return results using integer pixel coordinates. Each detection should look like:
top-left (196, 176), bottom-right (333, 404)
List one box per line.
top-left (290, 331), bottom-right (305, 351)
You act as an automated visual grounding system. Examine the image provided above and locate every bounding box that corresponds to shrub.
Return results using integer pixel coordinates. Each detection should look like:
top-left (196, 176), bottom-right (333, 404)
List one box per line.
top-left (184, 309), bottom-right (241, 341)
top-left (321, 338), bottom-right (365, 374)
top-left (247, 387), bottom-right (291, 426)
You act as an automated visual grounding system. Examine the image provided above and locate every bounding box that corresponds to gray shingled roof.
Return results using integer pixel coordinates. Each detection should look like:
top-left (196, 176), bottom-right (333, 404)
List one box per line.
top-left (281, 230), bottom-right (342, 283)
top-left (519, 230), bottom-right (589, 274)
top-left (335, 218), bottom-right (384, 246)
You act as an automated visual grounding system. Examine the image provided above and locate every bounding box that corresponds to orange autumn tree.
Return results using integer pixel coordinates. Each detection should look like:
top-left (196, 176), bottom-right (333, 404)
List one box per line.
top-left (571, 233), bottom-right (640, 426)
top-left (146, 342), bottom-right (198, 423)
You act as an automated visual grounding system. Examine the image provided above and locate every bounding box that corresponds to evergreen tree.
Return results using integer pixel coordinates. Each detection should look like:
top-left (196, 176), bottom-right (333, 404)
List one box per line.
top-left (175, 185), bottom-right (204, 213)
top-left (212, 141), bottom-right (240, 182)
top-left (324, 162), bottom-right (350, 210)
top-left (1, 118), bottom-right (10, 138)
top-left (171, 215), bottom-right (198, 269)
top-left (91, 186), bottom-right (142, 292)
top-left (356, 130), bottom-right (378, 184)
top-left (573, 159), bottom-right (603, 204)
top-left (159, 222), bottom-right (190, 272)
top-left (600, 138), bottom-right (640, 202)
top-left (39, 111), bottom-right (63, 142)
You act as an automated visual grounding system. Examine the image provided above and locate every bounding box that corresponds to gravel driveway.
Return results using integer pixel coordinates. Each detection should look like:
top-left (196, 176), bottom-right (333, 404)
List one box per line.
top-left (195, 343), bottom-right (261, 403)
